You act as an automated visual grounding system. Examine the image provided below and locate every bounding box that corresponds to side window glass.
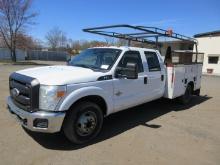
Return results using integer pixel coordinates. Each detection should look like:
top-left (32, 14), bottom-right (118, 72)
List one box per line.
top-left (118, 51), bottom-right (144, 73)
top-left (145, 52), bottom-right (161, 72)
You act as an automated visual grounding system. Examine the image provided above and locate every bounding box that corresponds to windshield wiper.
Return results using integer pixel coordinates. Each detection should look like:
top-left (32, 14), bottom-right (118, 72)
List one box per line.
top-left (73, 64), bottom-right (101, 70)
top-left (73, 64), bottom-right (92, 69)
top-left (73, 64), bottom-right (107, 71)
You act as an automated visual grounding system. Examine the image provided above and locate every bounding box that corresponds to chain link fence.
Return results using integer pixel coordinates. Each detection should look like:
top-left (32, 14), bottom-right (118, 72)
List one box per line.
top-left (27, 50), bottom-right (69, 61)
top-left (0, 48), bottom-right (26, 61)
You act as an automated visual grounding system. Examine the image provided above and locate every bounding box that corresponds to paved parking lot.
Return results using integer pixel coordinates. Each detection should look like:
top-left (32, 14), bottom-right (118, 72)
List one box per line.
top-left (0, 63), bottom-right (220, 165)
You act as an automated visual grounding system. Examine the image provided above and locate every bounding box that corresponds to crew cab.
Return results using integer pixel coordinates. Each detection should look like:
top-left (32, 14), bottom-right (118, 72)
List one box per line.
top-left (7, 46), bottom-right (203, 144)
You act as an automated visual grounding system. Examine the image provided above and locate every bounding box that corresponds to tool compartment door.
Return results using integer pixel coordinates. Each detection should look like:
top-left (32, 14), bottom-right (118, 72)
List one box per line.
top-left (173, 65), bottom-right (186, 98)
top-left (164, 65), bottom-right (186, 99)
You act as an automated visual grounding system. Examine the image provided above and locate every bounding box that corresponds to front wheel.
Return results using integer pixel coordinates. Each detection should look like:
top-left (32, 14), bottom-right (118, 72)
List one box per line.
top-left (178, 85), bottom-right (192, 104)
top-left (63, 101), bottom-right (103, 144)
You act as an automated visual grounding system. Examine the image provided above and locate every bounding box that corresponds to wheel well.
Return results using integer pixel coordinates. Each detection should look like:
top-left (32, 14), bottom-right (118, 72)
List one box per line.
top-left (69, 95), bottom-right (107, 115)
top-left (188, 81), bottom-right (194, 91)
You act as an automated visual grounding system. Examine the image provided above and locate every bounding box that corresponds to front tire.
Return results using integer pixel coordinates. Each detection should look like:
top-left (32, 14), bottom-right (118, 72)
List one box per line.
top-left (63, 101), bottom-right (103, 144)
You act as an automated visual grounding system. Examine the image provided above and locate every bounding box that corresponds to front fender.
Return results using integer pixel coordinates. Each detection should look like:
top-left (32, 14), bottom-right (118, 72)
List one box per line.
top-left (57, 86), bottom-right (113, 115)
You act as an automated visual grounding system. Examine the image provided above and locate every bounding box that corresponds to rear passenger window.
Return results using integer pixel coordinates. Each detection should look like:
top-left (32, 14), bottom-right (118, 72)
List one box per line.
top-left (145, 52), bottom-right (161, 72)
top-left (118, 51), bottom-right (144, 73)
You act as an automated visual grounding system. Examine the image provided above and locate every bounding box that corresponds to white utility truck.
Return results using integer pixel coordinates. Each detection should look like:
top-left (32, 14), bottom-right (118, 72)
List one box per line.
top-left (7, 25), bottom-right (204, 144)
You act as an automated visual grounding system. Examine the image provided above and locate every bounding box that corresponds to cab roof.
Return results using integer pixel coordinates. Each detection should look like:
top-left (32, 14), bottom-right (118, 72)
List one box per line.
top-left (90, 46), bottom-right (157, 52)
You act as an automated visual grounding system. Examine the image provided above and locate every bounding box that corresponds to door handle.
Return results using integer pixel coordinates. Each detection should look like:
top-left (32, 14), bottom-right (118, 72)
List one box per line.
top-left (144, 77), bottom-right (148, 84)
top-left (161, 75), bottom-right (164, 81)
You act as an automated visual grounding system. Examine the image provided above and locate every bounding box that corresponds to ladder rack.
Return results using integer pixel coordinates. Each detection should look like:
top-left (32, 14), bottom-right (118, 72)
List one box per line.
top-left (83, 24), bottom-right (197, 47)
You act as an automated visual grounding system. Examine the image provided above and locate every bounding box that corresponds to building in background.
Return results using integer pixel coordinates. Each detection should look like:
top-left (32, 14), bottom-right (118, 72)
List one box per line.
top-left (194, 31), bottom-right (220, 75)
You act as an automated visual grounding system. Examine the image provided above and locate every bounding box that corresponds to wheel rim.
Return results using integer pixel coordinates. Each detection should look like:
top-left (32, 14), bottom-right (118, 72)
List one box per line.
top-left (76, 111), bottom-right (97, 137)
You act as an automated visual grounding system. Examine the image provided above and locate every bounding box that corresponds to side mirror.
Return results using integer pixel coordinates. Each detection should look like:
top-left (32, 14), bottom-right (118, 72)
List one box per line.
top-left (115, 62), bottom-right (138, 79)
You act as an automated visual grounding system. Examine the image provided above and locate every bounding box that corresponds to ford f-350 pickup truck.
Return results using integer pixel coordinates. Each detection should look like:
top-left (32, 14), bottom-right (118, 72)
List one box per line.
top-left (7, 46), bottom-right (203, 144)
top-left (7, 25), bottom-right (203, 144)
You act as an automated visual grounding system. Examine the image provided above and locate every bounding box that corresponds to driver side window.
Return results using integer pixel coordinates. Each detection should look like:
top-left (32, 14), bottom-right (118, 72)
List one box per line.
top-left (117, 51), bottom-right (144, 73)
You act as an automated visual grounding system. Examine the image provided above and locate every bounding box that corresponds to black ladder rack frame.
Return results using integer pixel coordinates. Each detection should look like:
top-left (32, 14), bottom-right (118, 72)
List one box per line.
top-left (83, 24), bottom-right (197, 47)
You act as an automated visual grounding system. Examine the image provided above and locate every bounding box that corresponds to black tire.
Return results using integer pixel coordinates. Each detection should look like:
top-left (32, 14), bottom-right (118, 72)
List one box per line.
top-left (194, 89), bottom-right (200, 96)
top-left (63, 101), bottom-right (103, 144)
top-left (178, 85), bottom-right (192, 105)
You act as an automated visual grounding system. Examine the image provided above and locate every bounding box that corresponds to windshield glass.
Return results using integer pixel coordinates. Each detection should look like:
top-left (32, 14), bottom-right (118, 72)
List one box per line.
top-left (69, 48), bottom-right (122, 70)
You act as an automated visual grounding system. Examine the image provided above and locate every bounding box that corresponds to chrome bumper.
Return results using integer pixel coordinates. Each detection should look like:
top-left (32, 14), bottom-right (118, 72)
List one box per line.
top-left (7, 97), bottom-right (66, 133)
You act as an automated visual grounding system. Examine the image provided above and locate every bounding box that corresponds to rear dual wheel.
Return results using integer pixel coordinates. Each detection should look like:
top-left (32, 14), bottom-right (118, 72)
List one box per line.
top-left (178, 84), bottom-right (192, 104)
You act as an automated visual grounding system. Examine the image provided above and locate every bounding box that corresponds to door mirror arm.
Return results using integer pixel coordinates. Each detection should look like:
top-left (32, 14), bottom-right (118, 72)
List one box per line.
top-left (116, 73), bottom-right (127, 79)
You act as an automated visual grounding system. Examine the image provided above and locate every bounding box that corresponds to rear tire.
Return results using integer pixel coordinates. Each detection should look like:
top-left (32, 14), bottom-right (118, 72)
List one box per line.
top-left (63, 101), bottom-right (103, 144)
top-left (178, 84), bottom-right (192, 105)
top-left (194, 89), bottom-right (200, 96)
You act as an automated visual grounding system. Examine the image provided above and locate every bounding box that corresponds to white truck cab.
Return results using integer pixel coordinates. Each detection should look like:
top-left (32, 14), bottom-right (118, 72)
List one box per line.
top-left (7, 25), bottom-right (203, 144)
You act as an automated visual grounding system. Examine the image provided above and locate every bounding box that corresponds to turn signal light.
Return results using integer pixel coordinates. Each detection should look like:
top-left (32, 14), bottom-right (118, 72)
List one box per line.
top-left (57, 91), bottom-right (65, 98)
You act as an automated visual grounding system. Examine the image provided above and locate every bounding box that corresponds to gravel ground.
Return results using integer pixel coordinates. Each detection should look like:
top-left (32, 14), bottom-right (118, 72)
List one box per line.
top-left (0, 63), bottom-right (219, 165)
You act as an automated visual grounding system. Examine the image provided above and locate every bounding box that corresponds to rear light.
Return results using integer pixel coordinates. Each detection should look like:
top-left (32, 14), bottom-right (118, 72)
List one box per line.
top-left (166, 63), bottom-right (174, 67)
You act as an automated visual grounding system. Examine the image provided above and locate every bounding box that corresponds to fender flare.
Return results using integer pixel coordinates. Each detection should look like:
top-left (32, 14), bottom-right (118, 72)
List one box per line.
top-left (57, 86), bottom-right (113, 115)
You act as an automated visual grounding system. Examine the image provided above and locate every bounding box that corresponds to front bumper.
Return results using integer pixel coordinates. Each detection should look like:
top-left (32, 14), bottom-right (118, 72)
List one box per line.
top-left (7, 97), bottom-right (66, 133)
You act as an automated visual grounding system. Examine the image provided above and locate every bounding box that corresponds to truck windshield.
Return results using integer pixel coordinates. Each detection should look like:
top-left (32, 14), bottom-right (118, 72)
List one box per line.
top-left (69, 48), bottom-right (122, 70)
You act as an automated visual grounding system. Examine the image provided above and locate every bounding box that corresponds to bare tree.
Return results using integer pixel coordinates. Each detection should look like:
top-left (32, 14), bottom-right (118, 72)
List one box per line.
top-left (70, 40), bottom-right (108, 53)
top-left (60, 32), bottom-right (67, 48)
top-left (104, 37), bottom-right (116, 46)
top-left (16, 33), bottom-right (41, 50)
top-left (71, 40), bottom-right (81, 51)
top-left (104, 37), bottom-right (128, 46)
top-left (45, 27), bottom-right (67, 50)
top-left (116, 38), bottom-right (128, 46)
top-left (0, 0), bottom-right (37, 61)
top-left (0, 33), bottom-right (5, 47)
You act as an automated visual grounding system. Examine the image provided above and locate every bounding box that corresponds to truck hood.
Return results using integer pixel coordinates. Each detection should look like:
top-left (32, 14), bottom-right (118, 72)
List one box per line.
top-left (16, 65), bottom-right (106, 85)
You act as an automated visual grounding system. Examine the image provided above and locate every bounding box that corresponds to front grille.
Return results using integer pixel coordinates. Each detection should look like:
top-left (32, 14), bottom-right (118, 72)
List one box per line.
top-left (9, 73), bottom-right (40, 112)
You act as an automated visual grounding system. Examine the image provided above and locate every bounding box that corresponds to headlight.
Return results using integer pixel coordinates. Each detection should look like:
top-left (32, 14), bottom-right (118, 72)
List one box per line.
top-left (39, 85), bottom-right (66, 111)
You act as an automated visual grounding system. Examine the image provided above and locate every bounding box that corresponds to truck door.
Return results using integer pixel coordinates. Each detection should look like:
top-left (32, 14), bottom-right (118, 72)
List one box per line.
top-left (144, 51), bottom-right (165, 99)
top-left (113, 50), bottom-right (147, 112)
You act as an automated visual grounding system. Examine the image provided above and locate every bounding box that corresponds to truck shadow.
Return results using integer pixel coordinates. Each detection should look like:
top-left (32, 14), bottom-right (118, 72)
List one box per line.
top-left (24, 95), bottom-right (211, 150)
